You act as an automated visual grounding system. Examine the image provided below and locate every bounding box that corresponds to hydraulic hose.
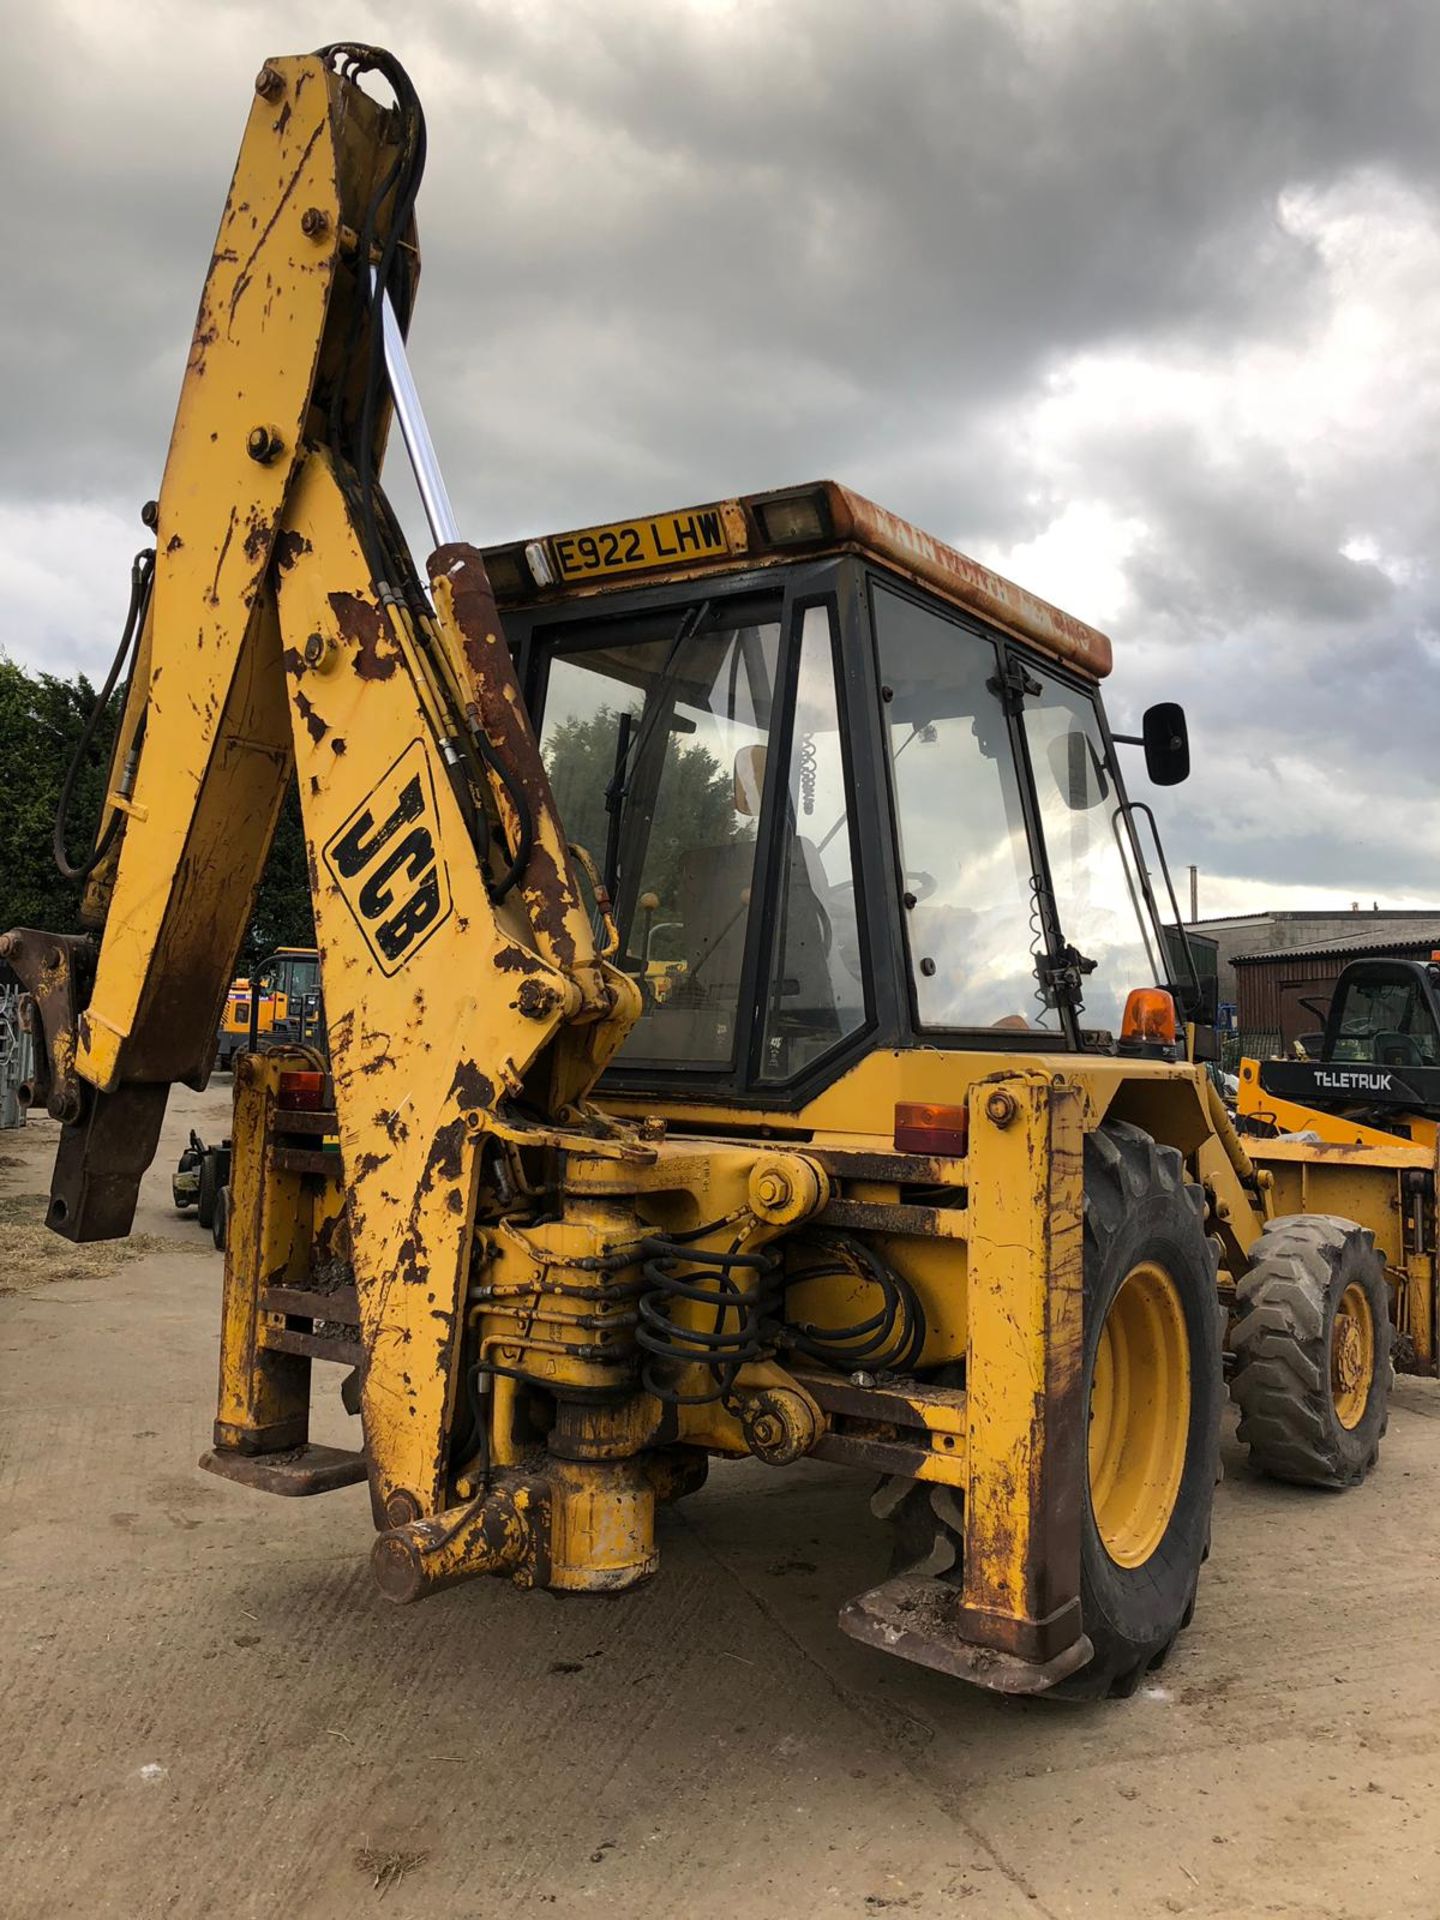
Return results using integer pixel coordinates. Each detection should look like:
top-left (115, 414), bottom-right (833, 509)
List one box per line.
top-left (53, 547), bottom-right (154, 881)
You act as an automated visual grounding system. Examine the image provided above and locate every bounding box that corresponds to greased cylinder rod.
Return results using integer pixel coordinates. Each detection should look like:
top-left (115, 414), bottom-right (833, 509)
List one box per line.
top-left (379, 284), bottom-right (460, 548)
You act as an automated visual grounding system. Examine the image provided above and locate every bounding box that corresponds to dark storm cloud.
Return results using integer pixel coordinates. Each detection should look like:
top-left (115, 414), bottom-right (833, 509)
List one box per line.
top-left (1111, 426), bottom-right (1396, 628)
top-left (4, 0), bottom-right (1439, 903)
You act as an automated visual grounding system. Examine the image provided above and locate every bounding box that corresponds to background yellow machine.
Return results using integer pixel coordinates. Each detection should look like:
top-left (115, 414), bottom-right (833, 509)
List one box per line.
top-left (3, 44), bottom-right (1423, 1701)
top-left (215, 945), bottom-right (322, 1069)
top-left (1234, 952), bottom-right (1440, 1401)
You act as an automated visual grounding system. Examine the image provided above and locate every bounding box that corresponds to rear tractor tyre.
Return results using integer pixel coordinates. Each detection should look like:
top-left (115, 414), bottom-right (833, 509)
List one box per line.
top-left (882, 1121), bottom-right (1223, 1701)
top-left (1229, 1216), bottom-right (1392, 1489)
top-left (1052, 1121), bottom-right (1224, 1700)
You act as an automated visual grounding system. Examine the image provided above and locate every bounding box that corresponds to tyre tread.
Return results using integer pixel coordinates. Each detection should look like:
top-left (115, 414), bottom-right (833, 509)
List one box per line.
top-left (1230, 1216), bottom-right (1392, 1488)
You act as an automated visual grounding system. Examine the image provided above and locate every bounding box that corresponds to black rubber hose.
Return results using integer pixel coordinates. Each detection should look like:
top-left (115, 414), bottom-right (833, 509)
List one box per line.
top-left (53, 547), bottom-right (154, 882)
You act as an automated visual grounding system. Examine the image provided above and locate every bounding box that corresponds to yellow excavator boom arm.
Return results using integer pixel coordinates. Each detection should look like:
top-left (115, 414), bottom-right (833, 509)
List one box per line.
top-left (6, 49), bottom-right (632, 1251)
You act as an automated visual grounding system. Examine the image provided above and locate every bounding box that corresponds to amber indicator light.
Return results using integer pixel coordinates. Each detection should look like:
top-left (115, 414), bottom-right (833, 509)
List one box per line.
top-left (894, 1101), bottom-right (969, 1157)
top-left (1120, 987), bottom-right (1178, 1045)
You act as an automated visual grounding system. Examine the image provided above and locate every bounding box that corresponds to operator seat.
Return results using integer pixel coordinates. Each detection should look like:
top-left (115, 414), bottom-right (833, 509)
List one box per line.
top-left (633, 836), bottom-right (841, 1064)
top-left (1374, 1031), bottom-right (1426, 1068)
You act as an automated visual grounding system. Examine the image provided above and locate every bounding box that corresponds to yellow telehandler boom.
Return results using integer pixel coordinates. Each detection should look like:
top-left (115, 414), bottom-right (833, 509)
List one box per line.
top-left (4, 44), bottom-right (1426, 1700)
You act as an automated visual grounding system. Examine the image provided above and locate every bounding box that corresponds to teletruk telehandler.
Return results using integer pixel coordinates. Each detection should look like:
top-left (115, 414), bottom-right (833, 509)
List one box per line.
top-left (5, 44), bottom-right (1429, 1699)
top-left (1233, 952), bottom-right (1440, 1397)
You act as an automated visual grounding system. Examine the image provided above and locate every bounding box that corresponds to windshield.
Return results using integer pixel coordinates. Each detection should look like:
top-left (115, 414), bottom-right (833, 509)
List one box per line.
top-left (537, 596), bottom-right (780, 1066)
top-left (283, 958), bottom-right (320, 995)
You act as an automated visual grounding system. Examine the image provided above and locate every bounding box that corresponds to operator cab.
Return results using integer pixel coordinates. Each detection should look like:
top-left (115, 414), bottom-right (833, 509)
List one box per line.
top-left (1244, 956), bottom-right (1440, 1138)
top-left (1321, 957), bottom-right (1440, 1071)
top-left (222, 946), bottom-right (325, 1065)
top-left (484, 482), bottom-right (1193, 1105)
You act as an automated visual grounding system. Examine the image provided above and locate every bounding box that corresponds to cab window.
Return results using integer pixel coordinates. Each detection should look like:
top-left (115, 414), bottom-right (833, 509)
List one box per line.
top-left (1330, 973), bottom-right (1440, 1066)
top-left (1021, 673), bottom-right (1162, 1035)
top-left (757, 605), bottom-right (867, 1080)
top-left (537, 597), bottom-right (780, 1068)
top-left (874, 584), bottom-right (1061, 1031)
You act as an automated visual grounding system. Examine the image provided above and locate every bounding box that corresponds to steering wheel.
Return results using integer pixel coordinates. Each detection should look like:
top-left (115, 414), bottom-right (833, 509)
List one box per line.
top-left (819, 872), bottom-right (936, 984)
top-left (830, 870), bottom-right (937, 907)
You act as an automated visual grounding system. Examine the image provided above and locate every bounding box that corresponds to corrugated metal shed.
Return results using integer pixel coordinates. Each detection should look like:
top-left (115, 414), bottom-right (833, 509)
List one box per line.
top-left (1235, 933), bottom-right (1440, 965)
top-left (1234, 934), bottom-right (1440, 1048)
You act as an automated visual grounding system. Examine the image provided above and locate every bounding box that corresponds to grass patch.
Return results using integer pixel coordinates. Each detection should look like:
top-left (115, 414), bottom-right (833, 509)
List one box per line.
top-left (0, 1191), bottom-right (178, 1295)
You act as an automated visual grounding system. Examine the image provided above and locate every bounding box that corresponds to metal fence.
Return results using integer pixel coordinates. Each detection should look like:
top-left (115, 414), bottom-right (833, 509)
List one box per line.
top-left (0, 983), bottom-right (34, 1129)
top-left (1220, 1030), bottom-right (1283, 1078)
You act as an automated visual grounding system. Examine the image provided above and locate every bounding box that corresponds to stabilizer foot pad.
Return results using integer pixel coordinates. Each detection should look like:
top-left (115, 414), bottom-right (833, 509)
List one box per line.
top-left (840, 1573), bottom-right (1093, 1695)
top-left (199, 1443), bottom-right (367, 1497)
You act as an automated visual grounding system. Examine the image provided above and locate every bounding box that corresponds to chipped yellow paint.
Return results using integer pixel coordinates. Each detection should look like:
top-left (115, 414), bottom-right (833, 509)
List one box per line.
top-left (271, 450), bottom-right (581, 1516)
top-left (79, 57), bottom-right (356, 1091)
top-left (961, 1072), bottom-right (1085, 1660)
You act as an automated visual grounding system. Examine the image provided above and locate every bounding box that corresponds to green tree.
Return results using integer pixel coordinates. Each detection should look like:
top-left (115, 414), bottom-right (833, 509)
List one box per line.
top-left (0, 654), bottom-right (314, 961)
top-left (542, 704), bottom-right (747, 946)
top-left (0, 657), bottom-right (117, 934)
top-left (246, 779), bottom-right (316, 958)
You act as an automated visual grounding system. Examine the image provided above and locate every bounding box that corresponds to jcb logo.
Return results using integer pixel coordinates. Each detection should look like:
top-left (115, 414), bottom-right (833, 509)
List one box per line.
top-left (324, 740), bottom-right (452, 975)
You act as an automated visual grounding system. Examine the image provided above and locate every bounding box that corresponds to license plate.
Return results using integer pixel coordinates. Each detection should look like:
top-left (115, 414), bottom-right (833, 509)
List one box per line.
top-left (548, 505), bottom-right (733, 582)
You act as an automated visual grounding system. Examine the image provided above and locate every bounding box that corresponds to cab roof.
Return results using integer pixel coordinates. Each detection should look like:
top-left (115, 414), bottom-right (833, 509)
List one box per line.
top-left (478, 479), bottom-right (1113, 679)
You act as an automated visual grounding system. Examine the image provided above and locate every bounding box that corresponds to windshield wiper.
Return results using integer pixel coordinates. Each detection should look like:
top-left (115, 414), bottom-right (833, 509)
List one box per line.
top-left (600, 599), bottom-right (711, 900)
top-left (601, 710), bottom-right (633, 898)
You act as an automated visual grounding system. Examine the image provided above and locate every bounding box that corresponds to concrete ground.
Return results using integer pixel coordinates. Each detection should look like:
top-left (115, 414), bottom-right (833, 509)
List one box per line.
top-left (3, 1082), bottom-right (1439, 1920)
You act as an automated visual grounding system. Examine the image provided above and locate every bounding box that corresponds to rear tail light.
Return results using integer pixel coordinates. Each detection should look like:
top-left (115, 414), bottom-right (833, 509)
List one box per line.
top-left (277, 1069), bottom-right (327, 1111)
top-left (894, 1101), bottom-right (969, 1157)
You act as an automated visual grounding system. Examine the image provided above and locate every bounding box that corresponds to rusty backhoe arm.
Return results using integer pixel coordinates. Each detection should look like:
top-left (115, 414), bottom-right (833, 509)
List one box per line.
top-left (5, 45), bottom-right (833, 1616)
top-left (8, 47), bottom-right (629, 1245)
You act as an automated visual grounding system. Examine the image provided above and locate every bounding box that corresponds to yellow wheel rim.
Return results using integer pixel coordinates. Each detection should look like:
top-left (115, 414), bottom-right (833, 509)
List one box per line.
top-left (1331, 1281), bottom-right (1375, 1430)
top-left (1088, 1261), bottom-right (1192, 1568)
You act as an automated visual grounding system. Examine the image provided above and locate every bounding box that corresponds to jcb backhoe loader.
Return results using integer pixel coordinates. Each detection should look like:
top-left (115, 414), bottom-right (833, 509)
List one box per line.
top-left (5, 44), bottom-right (1426, 1699)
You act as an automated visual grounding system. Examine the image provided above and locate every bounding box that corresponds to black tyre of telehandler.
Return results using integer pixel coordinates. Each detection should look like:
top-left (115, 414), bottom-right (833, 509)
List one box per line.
top-left (883, 1121), bottom-right (1223, 1700)
top-left (1229, 1215), bottom-right (1392, 1490)
top-left (196, 1151), bottom-right (220, 1231)
top-left (1051, 1121), bottom-right (1224, 1699)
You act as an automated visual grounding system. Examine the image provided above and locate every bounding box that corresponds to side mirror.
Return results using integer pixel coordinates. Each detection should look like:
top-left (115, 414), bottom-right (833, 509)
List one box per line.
top-left (1142, 702), bottom-right (1189, 786)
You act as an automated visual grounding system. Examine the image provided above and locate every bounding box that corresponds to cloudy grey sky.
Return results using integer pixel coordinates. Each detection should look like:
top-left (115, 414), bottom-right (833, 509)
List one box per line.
top-left (4, 0), bottom-right (1439, 915)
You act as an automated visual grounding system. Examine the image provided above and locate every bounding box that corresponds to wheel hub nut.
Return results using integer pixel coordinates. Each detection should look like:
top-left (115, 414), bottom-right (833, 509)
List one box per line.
top-left (1333, 1318), bottom-right (1364, 1396)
